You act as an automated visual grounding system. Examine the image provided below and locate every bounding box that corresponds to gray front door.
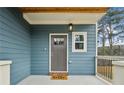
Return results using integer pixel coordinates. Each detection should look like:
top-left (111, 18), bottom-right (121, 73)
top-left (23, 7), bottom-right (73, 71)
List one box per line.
top-left (51, 35), bottom-right (67, 71)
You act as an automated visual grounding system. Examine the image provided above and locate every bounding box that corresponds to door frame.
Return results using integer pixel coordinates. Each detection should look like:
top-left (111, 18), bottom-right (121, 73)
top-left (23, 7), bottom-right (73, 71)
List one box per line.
top-left (49, 33), bottom-right (68, 73)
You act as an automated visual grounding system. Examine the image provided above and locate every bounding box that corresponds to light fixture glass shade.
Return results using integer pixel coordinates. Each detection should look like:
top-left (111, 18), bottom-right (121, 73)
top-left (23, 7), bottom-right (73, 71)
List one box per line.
top-left (69, 23), bottom-right (73, 31)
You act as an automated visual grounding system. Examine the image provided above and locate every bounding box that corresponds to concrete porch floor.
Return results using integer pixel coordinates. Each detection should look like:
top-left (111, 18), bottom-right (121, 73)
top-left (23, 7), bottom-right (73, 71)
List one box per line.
top-left (18, 75), bottom-right (107, 85)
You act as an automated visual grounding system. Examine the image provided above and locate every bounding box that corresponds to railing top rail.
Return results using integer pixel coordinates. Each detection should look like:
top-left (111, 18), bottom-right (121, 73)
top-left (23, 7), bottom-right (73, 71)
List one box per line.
top-left (96, 56), bottom-right (124, 60)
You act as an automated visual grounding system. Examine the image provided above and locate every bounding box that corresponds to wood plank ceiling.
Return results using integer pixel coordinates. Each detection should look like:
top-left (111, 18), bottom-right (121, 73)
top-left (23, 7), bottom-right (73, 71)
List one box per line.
top-left (20, 7), bottom-right (108, 24)
top-left (20, 7), bottom-right (108, 13)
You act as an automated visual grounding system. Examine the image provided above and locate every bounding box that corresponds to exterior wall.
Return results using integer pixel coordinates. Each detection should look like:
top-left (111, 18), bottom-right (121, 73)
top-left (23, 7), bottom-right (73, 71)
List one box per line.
top-left (31, 25), bottom-right (96, 75)
top-left (0, 8), bottom-right (96, 84)
top-left (0, 8), bottom-right (31, 84)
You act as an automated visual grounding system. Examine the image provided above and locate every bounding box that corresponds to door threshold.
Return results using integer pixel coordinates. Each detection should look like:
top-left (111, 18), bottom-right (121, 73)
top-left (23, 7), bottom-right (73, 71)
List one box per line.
top-left (49, 71), bottom-right (68, 75)
top-left (51, 71), bottom-right (67, 72)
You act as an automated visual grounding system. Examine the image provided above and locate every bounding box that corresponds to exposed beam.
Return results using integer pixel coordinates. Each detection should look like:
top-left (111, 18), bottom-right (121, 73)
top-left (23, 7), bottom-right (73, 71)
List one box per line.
top-left (20, 7), bottom-right (108, 13)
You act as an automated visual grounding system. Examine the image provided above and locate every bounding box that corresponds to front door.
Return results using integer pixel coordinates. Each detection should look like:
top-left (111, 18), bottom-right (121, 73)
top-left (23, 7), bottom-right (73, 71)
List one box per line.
top-left (50, 34), bottom-right (67, 72)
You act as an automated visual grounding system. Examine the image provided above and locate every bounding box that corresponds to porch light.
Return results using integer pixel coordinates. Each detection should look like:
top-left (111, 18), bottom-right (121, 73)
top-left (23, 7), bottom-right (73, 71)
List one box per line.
top-left (69, 23), bottom-right (73, 31)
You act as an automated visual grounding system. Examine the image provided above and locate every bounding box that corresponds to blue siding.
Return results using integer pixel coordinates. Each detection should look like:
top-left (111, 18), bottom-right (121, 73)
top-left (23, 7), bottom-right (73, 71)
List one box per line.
top-left (0, 8), bottom-right (31, 84)
top-left (0, 8), bottom-right (96, 84)
top-left (31, 25), bottom-right (96, 75)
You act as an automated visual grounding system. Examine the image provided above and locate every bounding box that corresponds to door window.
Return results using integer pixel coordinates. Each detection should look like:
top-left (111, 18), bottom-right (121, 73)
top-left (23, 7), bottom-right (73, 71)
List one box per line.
top-left (54, 38), bottom-right (64, 45)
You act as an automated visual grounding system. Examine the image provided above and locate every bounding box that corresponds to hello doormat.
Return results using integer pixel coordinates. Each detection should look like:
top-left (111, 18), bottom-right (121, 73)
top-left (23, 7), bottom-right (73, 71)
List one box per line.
top-left (50, 72), bottom-right (68, 80)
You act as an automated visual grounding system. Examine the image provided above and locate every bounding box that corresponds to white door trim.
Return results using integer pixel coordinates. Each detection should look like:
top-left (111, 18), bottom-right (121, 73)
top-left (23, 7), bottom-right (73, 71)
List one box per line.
top-left (95, 23), bottom-right (98, 75)
top-left (49, 33), bottom-right (68, 73)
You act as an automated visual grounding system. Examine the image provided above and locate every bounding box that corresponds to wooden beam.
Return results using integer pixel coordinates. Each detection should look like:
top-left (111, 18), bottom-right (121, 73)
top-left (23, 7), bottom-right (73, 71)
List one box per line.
top-left (20, 7), bottom-right (108, 13)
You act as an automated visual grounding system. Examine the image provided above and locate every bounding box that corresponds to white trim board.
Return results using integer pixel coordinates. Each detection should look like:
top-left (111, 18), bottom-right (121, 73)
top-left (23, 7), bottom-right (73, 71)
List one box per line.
top-left (95, 23), bottom-right (98, 75)
top-left (23, 13), bottom-right (105, 24)
top-left (49, 33), bottom-right (68, 73)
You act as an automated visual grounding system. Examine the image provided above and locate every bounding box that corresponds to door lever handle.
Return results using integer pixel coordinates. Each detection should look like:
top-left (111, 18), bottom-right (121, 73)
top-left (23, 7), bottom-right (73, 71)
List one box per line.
top-left (68, 61), bottom-right (72, 64)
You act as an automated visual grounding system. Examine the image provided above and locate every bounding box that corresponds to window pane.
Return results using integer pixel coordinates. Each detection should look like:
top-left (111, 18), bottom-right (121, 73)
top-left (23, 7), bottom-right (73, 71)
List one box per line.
top-left (75, 35), bottom-right (84, 41)
top-left (54, 38), bottom-right (64, 45)
top-left (75, 43), bottom-right (84, 49)
top-left (80, 35), bottom-right (84, 41)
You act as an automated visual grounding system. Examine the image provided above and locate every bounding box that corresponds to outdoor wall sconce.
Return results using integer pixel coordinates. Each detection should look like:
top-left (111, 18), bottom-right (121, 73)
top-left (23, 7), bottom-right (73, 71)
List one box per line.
top-left (69, 23), bottom-right (73, 31)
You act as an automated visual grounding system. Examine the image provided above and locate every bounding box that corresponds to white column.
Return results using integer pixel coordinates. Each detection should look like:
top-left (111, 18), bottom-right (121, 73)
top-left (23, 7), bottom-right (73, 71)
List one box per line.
top-left (95, 22), bottom-right (98, 75)
top-left (0, 60), bottom-right (12, 85)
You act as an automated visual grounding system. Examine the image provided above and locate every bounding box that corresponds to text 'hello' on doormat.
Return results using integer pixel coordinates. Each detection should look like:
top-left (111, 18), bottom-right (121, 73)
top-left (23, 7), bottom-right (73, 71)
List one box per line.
top-left (50, 72), bottom-right (68, 80)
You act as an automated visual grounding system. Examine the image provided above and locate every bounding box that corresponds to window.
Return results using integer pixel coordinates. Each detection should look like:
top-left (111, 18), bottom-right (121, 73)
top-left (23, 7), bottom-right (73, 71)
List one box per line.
top-left (54, 38), bottom-right (64, 45)
top-left (72, 32), bottom-right (87, 52)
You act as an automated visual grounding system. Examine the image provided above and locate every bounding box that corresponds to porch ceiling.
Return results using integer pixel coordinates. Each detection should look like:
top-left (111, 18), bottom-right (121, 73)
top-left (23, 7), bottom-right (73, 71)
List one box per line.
top-left (21, 7), bottom-right (108, 24)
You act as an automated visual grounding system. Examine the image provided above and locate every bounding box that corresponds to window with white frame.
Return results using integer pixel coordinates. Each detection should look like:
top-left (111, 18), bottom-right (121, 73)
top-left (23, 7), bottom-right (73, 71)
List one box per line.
top-left (72, 32), bottom-right (87, 52)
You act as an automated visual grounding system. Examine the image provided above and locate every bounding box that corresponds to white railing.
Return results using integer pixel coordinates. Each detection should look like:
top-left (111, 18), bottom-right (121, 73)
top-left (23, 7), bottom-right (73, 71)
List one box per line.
top-left (96, 56), bottom-right (124, 60)
top-left (96, 56), bottom-right (124, 82)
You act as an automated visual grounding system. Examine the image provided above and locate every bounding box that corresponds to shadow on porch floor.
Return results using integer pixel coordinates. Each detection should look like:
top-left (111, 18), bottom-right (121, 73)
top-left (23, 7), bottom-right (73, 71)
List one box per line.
top-left (18, 75), bottom-right (108, 85)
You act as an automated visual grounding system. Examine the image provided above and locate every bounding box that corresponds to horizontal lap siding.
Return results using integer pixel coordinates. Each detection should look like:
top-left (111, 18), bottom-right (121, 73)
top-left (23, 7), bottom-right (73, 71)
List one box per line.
top-left (31, 25), bottom-right (96, 75)
top-left (69, 25), bottom-right (96, 75)
top-left (31, 26), bottom-right (67, 74)
top-left (0, 8), bottom-right (31, 84)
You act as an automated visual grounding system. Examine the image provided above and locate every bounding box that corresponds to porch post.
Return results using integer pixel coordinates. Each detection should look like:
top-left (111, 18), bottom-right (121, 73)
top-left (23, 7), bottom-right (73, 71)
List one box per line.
top-left (0, 60), bottom-right (12, 85)
top-left (95, 22), bottom-right (98, 75)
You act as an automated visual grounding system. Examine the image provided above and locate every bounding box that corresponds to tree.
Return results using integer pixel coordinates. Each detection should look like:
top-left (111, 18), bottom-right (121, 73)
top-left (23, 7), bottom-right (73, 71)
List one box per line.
top-left (98, 7), bottom-right (124, 55)
top-left (98, 16), bottom-right (108, 55)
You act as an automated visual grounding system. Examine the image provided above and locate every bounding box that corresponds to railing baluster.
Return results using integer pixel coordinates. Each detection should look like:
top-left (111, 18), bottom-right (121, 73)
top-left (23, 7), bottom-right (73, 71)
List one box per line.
top-left (106, 60), bottom-right (108, 79)
top-left (96, 56), bottom-right (124, 83)
top-left (104, 59), bottom-right (105, 77)
top-left (105, 59), bottom-right (107, 78)
top-left (111, 60), bottom-right (112, 79)
top-left (108, 60), bottom-right (110, 80)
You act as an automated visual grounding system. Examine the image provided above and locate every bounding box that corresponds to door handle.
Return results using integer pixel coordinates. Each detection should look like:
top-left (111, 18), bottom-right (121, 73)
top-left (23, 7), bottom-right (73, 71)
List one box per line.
top-left (68, 61), bottom-right (72, 64)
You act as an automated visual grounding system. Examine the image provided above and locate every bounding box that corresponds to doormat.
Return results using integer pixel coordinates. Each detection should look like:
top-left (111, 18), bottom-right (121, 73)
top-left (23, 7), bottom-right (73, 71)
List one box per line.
top-left (50, 72), bottom-right (68, 80)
